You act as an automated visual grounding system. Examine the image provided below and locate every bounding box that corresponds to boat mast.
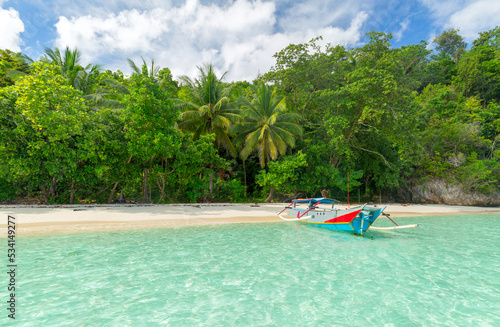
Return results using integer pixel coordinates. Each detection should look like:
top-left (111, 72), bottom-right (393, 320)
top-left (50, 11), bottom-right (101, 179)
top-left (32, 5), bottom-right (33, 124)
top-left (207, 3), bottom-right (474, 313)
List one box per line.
top-left (347, 171), bottom-right (350, 209)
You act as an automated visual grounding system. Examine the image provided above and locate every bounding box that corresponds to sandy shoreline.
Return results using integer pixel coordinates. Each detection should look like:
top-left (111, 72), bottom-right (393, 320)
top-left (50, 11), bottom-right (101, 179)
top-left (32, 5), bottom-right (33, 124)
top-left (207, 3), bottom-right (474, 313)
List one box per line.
top-left (1, 203), bottom-right (499, 236)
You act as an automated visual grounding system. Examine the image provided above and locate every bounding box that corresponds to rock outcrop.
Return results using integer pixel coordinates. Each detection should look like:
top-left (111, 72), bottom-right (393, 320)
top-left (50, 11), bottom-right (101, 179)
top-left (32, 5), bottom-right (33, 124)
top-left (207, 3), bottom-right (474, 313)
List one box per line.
top-left (402, 178), bottom-right (500, 206)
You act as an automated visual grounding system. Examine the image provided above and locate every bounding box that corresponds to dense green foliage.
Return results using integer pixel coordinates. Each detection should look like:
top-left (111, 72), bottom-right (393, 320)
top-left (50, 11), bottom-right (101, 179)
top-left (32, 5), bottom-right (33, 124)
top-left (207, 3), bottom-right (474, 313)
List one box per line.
top-left (1, 27), bottom-right (499, 203)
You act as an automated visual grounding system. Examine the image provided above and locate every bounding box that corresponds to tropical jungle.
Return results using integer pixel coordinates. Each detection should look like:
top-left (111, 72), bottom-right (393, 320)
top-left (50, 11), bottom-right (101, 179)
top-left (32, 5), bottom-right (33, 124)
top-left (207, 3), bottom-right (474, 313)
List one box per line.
top-left (0, 28), bottom-right (499, 205)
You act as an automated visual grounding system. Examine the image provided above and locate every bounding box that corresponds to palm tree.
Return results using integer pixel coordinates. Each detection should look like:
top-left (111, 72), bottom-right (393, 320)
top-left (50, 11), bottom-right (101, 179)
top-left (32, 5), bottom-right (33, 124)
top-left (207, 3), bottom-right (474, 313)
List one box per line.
top-left (127, 57), bottom-right (178, 96)
top-left (43, 46), bottom-right (100, 90)
top-left (232, 83), bottom-right (303, 168)
top-left (127, 57), bottom-right (160, 80)
top-left (176, 63), bottom-right (241, 199)
top-left (44, 47), bottom-right (129, 111)
top-left (176, 63), bottom-right (241, 157)
top-left (0, 49), bottom-right (32, 86)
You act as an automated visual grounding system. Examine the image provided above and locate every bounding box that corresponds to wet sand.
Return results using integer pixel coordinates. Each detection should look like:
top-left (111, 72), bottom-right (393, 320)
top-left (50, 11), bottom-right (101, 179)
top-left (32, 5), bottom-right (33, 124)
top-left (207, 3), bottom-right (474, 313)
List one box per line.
top-left (1, 203), bottom-right (499, 236)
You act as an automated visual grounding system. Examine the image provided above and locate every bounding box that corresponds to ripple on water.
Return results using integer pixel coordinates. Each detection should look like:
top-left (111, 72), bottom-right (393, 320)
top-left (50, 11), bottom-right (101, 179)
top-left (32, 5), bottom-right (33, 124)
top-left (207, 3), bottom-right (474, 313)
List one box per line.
top-left (3, 214), bottom-right (500, 326)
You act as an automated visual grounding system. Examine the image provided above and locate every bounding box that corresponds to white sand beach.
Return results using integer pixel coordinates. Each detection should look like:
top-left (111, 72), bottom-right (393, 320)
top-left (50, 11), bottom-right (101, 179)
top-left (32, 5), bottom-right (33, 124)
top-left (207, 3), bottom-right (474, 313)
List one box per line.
top-left (1, 203), bottom-right (499, 236)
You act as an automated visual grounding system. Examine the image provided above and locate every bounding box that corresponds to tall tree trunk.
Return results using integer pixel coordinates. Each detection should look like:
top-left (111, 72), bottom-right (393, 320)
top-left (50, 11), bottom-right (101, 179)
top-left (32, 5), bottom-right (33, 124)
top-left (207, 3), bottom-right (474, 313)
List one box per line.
top-left (41, 186), bottom-right (48, 204)
top-left (156, 174), bottom-right (165, 204)
top-left (108, 181), bottom-right (119, 203)
top-left (96, 183), bottom-right (112, 197)
top-left (207, 118), bottom-right (215, 201)
top-left (106, 155), bottom-right (132, 203)
top-left (70, 181), bottom-right (75, 204)
top-left (143, 168), bottom-right (148, 201)
top-left (265, 187), bottom-right (275, 203)
top-left (49, 177), bottom-right (58, 198)
top-left (199, 172), bottom-right (206, 202)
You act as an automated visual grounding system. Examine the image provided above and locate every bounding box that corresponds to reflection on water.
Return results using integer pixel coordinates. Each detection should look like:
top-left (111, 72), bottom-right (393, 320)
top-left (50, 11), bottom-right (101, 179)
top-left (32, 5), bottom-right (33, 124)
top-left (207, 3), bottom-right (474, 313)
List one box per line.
top-left (7, 214), bottom-right (500, 326)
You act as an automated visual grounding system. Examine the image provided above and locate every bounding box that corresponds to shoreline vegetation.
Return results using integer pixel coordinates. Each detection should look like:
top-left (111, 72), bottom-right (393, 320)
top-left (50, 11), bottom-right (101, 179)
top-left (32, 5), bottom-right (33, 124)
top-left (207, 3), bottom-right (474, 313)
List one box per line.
top-left (1, 28), bottom-right (500, 207)
top-left (1, 203), bottom-right (499, 236)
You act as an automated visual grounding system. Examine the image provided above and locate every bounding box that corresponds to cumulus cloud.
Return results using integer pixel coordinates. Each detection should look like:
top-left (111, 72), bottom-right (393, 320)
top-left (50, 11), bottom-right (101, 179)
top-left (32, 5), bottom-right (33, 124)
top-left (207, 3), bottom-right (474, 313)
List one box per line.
top-left (446, 0), bottom-right (500, 39)
top-left (53, 0), bottom-right (367, 81)
top-left (218, 11), bottom-right (367, 80)
top-left (55, 9), bottom-right (170, 57)
top-left (419, 0), bottom-right (500, 41)
top-left (0, 4), bottom-right (24, 51)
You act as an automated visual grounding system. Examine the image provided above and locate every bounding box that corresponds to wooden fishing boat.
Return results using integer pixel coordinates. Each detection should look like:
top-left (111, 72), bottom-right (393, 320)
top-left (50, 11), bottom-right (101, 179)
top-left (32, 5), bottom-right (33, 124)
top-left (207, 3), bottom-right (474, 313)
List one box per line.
top-left (277, 198), bottom-right (417, 235)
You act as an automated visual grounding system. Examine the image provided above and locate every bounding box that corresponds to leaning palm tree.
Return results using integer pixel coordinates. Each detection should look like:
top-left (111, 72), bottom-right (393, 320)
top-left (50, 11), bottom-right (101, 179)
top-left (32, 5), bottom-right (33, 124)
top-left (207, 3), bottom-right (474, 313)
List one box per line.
top-left (232, 83), bottom-right (303, 168)
top-left (176, 63), bottom-right (241, 157)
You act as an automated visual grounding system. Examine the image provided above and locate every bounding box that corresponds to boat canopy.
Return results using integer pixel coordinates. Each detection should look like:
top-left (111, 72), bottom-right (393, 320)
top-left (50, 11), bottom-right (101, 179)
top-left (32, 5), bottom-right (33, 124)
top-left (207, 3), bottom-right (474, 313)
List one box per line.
top-left (292, 198), bottom-right (338, 204)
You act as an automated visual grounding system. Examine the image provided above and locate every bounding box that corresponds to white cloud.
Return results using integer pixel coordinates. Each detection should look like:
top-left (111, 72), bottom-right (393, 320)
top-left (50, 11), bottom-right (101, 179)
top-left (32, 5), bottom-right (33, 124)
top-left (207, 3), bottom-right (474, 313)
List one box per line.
top-left (218, 12), bottom-right (367, 81)
top-left (393, 18), bottom-right (410, 42)
top-left (0, 4), bottom-right (24, 51)
top-left (277, 0), bottom-right (370, 32)
top-left (55, 9), bottom-right (170, 59)
top-left (418, 0), bottom-right (500, 41)
top-left (53, 0), bottom-right (368, 81)
top-left (446, 0), bottom-right (500, 39)
top-left (418, 0), bottom-right (469, 19)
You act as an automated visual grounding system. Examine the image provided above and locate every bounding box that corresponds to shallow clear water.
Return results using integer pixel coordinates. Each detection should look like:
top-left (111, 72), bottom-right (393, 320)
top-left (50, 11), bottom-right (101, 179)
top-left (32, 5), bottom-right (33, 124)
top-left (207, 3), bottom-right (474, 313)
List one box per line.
top-left (3, 214), bottom-right (500, 326)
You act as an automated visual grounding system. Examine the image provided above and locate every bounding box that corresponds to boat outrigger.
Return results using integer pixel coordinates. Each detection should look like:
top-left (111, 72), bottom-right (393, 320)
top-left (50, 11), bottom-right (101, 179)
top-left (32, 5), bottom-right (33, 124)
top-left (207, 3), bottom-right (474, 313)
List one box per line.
top-left (277, 198), bottom-right (418, 235)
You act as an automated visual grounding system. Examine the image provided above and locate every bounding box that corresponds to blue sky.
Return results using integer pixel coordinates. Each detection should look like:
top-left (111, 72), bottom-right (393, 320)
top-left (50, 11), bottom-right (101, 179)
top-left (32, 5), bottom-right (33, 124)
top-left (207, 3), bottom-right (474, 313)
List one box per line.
top-left (1, 0), bottom-right (499, 81)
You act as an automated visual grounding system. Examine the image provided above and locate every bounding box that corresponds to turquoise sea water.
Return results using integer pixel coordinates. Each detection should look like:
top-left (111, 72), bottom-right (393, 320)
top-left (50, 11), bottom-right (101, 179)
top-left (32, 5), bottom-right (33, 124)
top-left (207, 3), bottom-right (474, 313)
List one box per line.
top-left (3, 214), bottom-right (500, 326)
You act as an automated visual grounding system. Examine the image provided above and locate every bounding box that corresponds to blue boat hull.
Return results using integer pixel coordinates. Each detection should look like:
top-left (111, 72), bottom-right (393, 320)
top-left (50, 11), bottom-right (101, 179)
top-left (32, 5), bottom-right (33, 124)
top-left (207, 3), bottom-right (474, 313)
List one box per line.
top-left (298, 210), bottom-right (382, 235)
top-left (277, 198), bottom-right (388, 235)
